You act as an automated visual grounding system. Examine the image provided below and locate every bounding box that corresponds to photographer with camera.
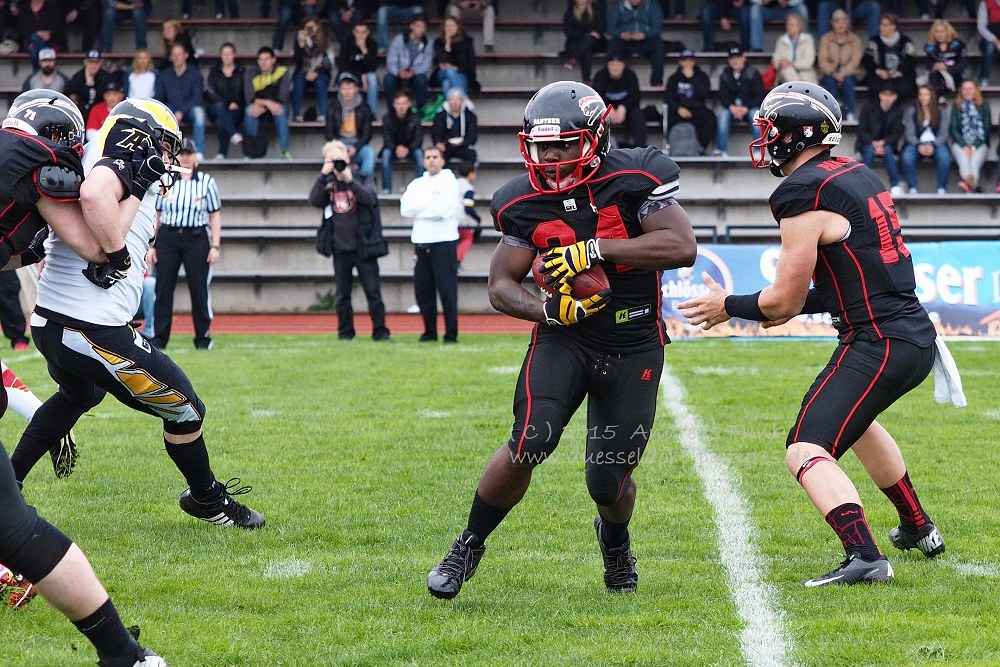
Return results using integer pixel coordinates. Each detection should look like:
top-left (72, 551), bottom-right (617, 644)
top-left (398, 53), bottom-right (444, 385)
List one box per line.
top-left (292, 16), bottom-right (335, 123)
top-left (308, 140), bottom-right (391, 341)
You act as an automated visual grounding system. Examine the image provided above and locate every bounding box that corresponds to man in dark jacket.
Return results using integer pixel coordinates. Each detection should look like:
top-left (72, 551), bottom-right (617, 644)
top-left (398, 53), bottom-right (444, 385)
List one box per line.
top-left (381, 90), bottom-right (424, 194)
top-left (857, 84), bottom-right (904, 195)
top-left (664, 49), bottom-right (716, 154)
top-left (592, 56), bottom-right (646, 148)
top-left (155, 42), bottom-right (206, 158)
top-left (862, 12), bottom-right (917, 100)
top-left (325, 71), bottom-right (375, 177)
top-left (432, 87), bottom-right (478, 164)
top-left (607, 0), bottom-right (665, 86)
top-left (714, 46), bottom-right (764, 156)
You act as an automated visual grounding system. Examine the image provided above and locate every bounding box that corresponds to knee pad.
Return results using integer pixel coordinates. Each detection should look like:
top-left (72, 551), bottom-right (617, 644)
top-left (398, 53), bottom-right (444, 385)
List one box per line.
top-left (0, 516), bottom-right (72, 583)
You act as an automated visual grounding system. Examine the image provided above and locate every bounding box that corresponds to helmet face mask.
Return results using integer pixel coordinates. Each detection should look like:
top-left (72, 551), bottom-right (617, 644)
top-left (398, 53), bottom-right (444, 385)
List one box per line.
top-left (748, 82), bottom-right (842, 176)
top-left (2, 90), bottom-right (85, 155)
top-left (109, 98), bottom-right (184, 191)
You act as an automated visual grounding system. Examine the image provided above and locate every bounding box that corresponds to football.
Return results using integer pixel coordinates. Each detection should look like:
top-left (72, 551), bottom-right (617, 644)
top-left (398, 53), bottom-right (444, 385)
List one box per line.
top-left (532, 254), bottom-right (610, 299)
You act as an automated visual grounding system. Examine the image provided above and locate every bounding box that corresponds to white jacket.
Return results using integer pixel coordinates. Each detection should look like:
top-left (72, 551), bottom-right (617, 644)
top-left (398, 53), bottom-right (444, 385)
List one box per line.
top-left (400, 169), bottom-right (463, 244)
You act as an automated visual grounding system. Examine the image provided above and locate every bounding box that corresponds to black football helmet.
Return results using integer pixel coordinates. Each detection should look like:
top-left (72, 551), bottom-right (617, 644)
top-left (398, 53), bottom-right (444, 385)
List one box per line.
top-left (519, 80), bottom-right (612, 193)
top-left (2, 90), bottom-right (85, 154)
top-left (750, 81), bottom-right (842, 177)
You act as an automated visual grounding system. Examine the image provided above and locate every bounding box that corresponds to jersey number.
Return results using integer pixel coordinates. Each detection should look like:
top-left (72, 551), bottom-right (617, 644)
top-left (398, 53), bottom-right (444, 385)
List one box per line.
top-left (867, 192), bottom-right (910, 264)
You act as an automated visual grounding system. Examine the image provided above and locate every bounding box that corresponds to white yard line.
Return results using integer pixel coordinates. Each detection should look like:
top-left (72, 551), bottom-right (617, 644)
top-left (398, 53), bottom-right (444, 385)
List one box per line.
top-left (660, 365), bottom-right (796, 667)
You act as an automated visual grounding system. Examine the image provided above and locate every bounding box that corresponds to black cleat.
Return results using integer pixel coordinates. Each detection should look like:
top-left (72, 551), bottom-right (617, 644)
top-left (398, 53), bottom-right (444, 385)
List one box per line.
top-left (803, 553), bottom-right (894, 587)
top-left (49, 429), bottom-right (79, 479)
top-left (427, 531), bottom-right (486, 599)
top-left (888, 523), bottom-right (945, 558)
top-left (179, 478), bottom-right (265, 529)
top-left (595, 516), bottom-right (638, 592)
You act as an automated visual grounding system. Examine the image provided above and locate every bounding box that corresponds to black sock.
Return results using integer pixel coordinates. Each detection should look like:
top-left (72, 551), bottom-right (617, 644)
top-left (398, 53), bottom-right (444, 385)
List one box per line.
top-left (164, 435), bottom-right (217, 500)
top-left (880, 471), bottom-right (931, 533)
top-left (599, 516), bottom-right (631, 550)
top-left (825, 503), bottom-right (882, 561)
top-left (465, 492), bottom-right (511, 544)
top-left (73, 598), bottom-right (142, 667)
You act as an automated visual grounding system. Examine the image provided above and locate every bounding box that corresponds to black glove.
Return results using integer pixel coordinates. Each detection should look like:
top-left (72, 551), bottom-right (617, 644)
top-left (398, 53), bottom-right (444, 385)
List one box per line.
top-left (130, 142), bottom-right (167, 199)
top-left (82, 246), bottom-right (131, 289)
top-left (19, 227), bottom-right (49, 267)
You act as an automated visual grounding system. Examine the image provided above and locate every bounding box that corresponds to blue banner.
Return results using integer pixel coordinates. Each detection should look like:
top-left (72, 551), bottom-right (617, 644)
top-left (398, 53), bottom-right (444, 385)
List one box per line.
top-left (661, 241), bottom-right (1000, 337)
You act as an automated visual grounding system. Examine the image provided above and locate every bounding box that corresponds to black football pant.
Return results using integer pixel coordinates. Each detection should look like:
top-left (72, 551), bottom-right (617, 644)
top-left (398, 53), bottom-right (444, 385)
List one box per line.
top-left (332, 250), bottom-right (390, 340)
top-left (0, 271), bottom-right (27, 347)
top-left (152, 225), bottom-right (213, 350)
top-left (413, 240), bottom-right (459, 342)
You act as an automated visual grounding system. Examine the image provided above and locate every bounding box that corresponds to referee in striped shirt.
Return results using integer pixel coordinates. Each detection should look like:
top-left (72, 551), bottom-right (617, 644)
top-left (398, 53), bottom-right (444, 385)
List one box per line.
top-left (151, 138), bottom-right (223, 350)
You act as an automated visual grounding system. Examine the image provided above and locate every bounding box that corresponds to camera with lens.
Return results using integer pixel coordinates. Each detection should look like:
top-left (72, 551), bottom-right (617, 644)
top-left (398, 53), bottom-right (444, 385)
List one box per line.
top-left (333, 158), bottom-right (347, 171)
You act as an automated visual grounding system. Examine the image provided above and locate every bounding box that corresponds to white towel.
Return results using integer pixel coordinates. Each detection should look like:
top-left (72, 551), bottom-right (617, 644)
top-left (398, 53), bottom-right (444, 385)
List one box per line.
top-left (933, 336), bottom-right (967, 408)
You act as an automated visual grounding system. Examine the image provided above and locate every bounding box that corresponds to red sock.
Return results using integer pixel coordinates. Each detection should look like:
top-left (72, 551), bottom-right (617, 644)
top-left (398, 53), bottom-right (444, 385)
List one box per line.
top-left (880, 472), bottom-right (930, 533)
top-left (825, 503), bottom-right (882, 561)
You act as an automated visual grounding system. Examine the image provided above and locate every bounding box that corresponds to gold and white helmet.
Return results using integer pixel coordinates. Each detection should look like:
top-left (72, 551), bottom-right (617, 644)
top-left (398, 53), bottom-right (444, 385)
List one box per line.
top-left (109, 98), bottom-right (183, 159)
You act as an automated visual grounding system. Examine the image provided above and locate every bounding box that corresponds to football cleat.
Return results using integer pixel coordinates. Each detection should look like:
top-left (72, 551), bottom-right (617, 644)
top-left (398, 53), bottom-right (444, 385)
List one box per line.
top-left (888, 523), bottom-right (945, 558)
top-left (803, 553), bottom-right (894, 587)
top-left (0, 563), bottom-right (36, 609)
top-left (179, 478), bottom-right (265, 529)
top-left (427, 531), bottom-right (486, 599)
top-left (49, 429), bottom-right (79, 478)
top-left (595, 516), bottom-right (638, 592)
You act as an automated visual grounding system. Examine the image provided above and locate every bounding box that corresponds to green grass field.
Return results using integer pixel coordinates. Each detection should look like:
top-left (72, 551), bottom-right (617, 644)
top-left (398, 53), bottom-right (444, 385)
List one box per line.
top-left (1, 335), bottom-right (998, 667)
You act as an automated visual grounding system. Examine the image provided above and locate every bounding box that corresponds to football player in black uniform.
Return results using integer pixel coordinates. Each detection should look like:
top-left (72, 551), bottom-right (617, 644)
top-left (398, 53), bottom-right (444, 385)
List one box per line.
top-left (678, 82), bottom-right (944, 587)
top-left (0, 90), bottom-right (168, 666)
top-left (427, 81), bottom-right (697, 599)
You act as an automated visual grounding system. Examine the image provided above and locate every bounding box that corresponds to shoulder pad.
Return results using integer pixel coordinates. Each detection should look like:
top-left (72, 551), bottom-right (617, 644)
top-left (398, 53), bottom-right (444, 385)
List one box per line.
top-left (37, 165), bottom-right (82, 201)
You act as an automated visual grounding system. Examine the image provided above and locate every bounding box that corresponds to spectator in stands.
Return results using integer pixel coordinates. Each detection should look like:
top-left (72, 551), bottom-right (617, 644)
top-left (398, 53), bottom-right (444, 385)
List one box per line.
top-left (446, 0), bottom-right (495, 53)
top-left (433, 16), bottom-right (479, 97)
top-left (863, 11), bottom-right (917, 100)
top-left (815, 0), bottom-right (879, 39)
top-left (21, 46), bottom-right (67, 92)
top-left (127, 46), bottom-right (157, 97)
top-left (400, 146), bottom-right (463, 343)
top-left (158, 18), bottom-right (195, 70)
top-left (340, 21), bottom-right (380, 114)
top-left (377, 0), bottom-right (425, 54)
top-left (309, 139), bottom-right (392, 341)
top-left (715, 46), bottom-right (763, 156)
top-left (292, 15), bottom-right (335, 122)
top-left (156, 41), bottom-right (207, 159)
top-left (381, 89), bottom-right (424, 194)
top-left (206, 42), bottom-right (246, 158)
top-left (902, 84), bottom-right (952, 194)
top-left (772, 12), bottom-right (816, 83)
top-left (747, 0), bottom-right (807, 52)
top-left (99, 0), bottom-right (150, 53)
top-left (67, 0), bottom-right (102, 52)
top-left (920, 20), bottom-right (966, 102)
top-left (976, 0), bottom-right (999, 88)
top-left (858, 84), bottom-right (904, 195)
top-left (65, 50), bottom-right (109, 120)
top-left (433, 87), bottom-right (478, 164)
top-left (384, 14), bottom-right (433, 110)
top-left (326, 0), bottom-right (371, 45)
top-left (454, 160), bottom-right (480, 265)
top-left (949, 78), bottom-right (991, 192)
top-left (592, 55), bottom-right (646, 148)
top-left (699, 0), bottom-right (750, 52)
top-left (607, 0), bottom-right (664, 87)
top-left (15, 0), bottom-right (68, 66)
top-left (563, 0), bottom-right (605, 83)
top-left (818, 9), bottom-right (863, 121)
top-left (326, 71), bottom-right (376, 176)
top-left (665, 49), bottom-right (716, 154)
top-left (243, 45), bottom-right (294, 159)
top-left (273, 0), bottom-right (318, 52)
top-left (85, 74), bottom-right (125, 140)
top-left (181, 0), bottom-right (238, 18)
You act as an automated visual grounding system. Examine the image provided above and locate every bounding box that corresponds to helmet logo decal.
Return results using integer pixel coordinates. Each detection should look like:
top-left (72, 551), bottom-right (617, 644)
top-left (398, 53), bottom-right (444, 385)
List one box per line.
top-left (529, 124), bottom-right (561, 138)
top-left (802, 126), bottom-right (813, 138)
top-left (819, 120), bottom-right (829, 134)
top-left (578, 95), bottom-right (604, 125)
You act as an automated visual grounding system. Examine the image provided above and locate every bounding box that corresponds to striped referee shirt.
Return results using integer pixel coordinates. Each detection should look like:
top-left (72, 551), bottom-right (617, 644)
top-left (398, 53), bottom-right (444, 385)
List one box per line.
top-left (154, 171), bottom-right (222, 227)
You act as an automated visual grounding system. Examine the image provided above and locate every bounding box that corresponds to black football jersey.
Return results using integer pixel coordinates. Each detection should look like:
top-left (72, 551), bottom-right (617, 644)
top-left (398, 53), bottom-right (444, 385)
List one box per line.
top-left (769, 154), bottom-right (936, 346)
top-left (491, 146), bottom-right (680, 353)
top-left (0, 128), bottom-right (83, 254)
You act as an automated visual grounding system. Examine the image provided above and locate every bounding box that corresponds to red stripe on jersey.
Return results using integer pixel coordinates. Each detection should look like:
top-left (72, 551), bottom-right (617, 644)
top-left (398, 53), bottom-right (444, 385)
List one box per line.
top-left (819, 250), bottom-right (853, 337)
top-left (793, 344), bottom-right (851, 443)
top-left (832, 338), bottom-right (890, 456)
top-left (842, 242), bottom-right (883, 339)
top-left (514, 324), bottom-right (542, 457)
top-left (812, 161), bottom-right (865, 211)
top-left (2, 128), bottom-right (59, 163)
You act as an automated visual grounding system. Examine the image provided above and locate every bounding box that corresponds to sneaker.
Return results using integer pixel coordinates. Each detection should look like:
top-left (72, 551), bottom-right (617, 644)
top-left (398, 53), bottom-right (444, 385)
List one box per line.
top-left (889, 185), bottom-right (903, 197)
top-left (131, 649), bottom-right (168, 666)
top-left (908, 187), bottom-right (918, 194)
top-left (293, 114), bottom-right (304, 122)
top-left (427, 531), bottom-right (486, 599)
top-left (230, 132), bottom-right (243, 146)
top-left (937, 188), bottom-right (947, 194)
top-left (0, 564), bottom-right (36, 608)
top-left (563, 58), bottom-right (577, 69)
top-left (803, 553), bottom-right (894, 587)
top-left (179, 478), bottom-right (265, 529)
top-left (594, 516), bottom-right (638, 592)
top-left (49, 429), bottom-right (79, 479)
top-left (845, 112), bottom-right (857, 123)
top-left (406, 304), bottom-right (420, 314)
top-left (12, 340), bottom-right (29, 351)
top-left (281, 150), bottom-right (294, 160)
top-left (888, 523), bottom-right (945, 558)
top-left (958, 179), bottom-right (973, 193)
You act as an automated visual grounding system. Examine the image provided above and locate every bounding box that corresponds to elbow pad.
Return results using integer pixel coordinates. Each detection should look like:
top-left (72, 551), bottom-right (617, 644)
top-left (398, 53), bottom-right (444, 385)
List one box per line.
top-left (36, 166), bottom-right (82, 201)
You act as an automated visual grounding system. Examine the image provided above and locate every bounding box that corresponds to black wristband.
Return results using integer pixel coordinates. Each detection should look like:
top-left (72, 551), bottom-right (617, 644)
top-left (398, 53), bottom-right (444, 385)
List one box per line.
top-left (724, 291), bottom-right (767, 321)
top-left (106, 246), bottom-right (131, 268)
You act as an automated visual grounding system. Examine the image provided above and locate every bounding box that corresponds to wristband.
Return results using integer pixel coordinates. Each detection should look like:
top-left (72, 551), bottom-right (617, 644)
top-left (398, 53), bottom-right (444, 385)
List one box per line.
top-left (724, 291), bottom-right (767, 321)
top-left (106, 246), bottom-right (130, 267)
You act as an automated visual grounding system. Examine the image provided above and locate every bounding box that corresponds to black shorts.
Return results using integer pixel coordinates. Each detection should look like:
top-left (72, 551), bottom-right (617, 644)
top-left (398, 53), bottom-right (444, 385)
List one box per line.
top-left (787, 334), bottom-right (934, 458)
top-left (31, 314), bottom-right (205, 434)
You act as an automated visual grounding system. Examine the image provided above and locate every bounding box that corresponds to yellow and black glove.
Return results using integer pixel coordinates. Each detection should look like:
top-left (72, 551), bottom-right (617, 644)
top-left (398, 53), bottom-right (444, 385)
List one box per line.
top-left (540, 239), bottom-right (603, 284)
top-left (543, 287), bottom-right (611, 326)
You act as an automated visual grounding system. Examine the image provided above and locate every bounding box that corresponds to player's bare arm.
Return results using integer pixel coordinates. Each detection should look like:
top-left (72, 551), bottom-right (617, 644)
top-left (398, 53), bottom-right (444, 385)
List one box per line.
top-left (79, 165), bottom-right (140, 250)
top-left (35, 198), bottom-right (106, 262)
top-left (487, 242), bottom-right (545, 322)
top-left (600, 202), bottom-right (698, 271)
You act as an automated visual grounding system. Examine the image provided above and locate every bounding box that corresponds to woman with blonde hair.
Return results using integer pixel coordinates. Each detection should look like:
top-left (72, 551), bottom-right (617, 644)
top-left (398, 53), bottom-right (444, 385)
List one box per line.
top-left (921, 19), bottom-right (966, 100)
top-left (127, 47), bottom-right (157, 98)
top-left (949, 79), bottom-right (992, 192)
top-left (158, 18), bottom-right (195, 69)
top-left (902, 85), bottom-right (952, 193)
top-left (562, 0), bottom-right (605, 83)
top-left (773, 12), bottom-right (817, 84)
